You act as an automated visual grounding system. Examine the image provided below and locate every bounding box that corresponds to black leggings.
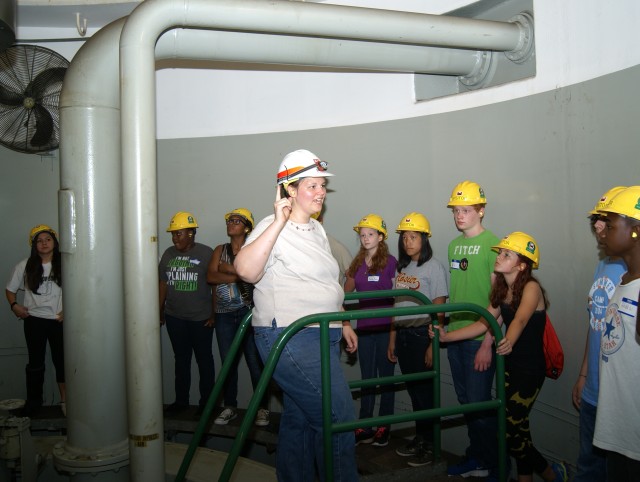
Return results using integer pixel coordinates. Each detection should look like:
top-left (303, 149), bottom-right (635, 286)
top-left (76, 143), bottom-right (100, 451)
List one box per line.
top-left (24, 316), bottom-right (65, 383)
top-left (505, 368), bottom-right (547, 476)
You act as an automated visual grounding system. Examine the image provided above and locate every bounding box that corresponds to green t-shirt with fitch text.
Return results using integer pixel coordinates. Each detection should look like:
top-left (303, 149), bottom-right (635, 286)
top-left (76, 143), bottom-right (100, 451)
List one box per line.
top-left (447, 229), bottom-right (499, 337)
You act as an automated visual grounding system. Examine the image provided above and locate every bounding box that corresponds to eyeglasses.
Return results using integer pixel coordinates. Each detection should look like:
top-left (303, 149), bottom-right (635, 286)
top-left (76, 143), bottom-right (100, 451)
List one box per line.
top-left (226, 218), bottom-right (244, 225)
top-left (451, 208), bottom-right (476, 216)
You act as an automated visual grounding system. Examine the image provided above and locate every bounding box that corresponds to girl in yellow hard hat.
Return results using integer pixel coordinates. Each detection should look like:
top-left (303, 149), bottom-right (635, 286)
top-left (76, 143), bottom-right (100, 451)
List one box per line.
top-left (345, 214), bottom-right (397, 448)
top-left (6, 225), bottom-right (66, 417)
top-left (390, 212), bottom-right (449, 467)
top-left (431, 232), bottom-right (569, 482)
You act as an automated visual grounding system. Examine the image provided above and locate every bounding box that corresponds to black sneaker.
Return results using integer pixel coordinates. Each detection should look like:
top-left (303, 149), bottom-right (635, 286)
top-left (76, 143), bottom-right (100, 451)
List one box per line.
top-left (407, 447), bottom-right (434, 467)
top-left (396, 436), bottom-right (425, 457)
top-left (355, 428), bottom-right (376, 445)
top-left (372, 426), bottom-right (390, 447)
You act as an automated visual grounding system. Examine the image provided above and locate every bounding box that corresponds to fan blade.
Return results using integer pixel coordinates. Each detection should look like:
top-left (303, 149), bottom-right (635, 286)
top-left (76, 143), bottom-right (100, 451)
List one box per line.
top-left (0, 84), bottom-right (23, 107)
top-left (25, 67), bottom-right (67, 100)
top-left (30, 104), bottom-right (54, 147)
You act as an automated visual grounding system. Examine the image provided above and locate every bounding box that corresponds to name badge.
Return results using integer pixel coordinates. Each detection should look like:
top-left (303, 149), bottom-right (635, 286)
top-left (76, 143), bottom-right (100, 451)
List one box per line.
top-left (619, 296), bottom-right (638, 318)
top-left (368, 275), bottom-right (380, 282)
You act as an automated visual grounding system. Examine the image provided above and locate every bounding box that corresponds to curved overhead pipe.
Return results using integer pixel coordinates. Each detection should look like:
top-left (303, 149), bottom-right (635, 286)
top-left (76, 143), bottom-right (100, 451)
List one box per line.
top-left (58, 0), bottom-right (532, 479)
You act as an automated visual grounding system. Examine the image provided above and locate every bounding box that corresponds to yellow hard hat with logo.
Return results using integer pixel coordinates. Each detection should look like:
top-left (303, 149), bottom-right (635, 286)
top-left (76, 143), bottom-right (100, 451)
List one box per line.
top-left (166, 212), bottom-right (198, 232)
top-left (29, 224), bottom-right (57, 246)
top-left (588, 186), bottom-right (627, 216)
top-left (225, 208), bottom-right (255, 229)
top-left (354, 214), bottom-right (388, 239)
top-left (447, 180), bottom-right (487, 207)
top-left (396, 212), bottom-right (431, 237)
top-left (598, 185), bottom-right (640, 221)
top-left (492, 231), bottom-right (539, 269)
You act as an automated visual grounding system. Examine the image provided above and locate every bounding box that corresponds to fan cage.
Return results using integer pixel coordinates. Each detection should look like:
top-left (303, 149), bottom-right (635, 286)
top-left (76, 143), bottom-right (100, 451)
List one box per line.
top-left (0, 44), bottom-right (70, 154)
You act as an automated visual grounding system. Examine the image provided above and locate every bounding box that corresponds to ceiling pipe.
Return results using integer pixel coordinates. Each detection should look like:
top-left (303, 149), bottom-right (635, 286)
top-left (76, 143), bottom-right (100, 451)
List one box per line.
top-left (58, 0), bottom-right (532, 479)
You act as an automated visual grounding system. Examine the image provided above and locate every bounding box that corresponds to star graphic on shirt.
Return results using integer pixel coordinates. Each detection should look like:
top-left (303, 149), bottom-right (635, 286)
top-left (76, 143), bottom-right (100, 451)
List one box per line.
top-left (603, 318), bottom-right (616, 339)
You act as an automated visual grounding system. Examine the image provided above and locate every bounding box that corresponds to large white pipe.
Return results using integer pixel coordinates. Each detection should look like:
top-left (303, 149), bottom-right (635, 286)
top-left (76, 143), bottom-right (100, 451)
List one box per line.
top-left (157, 29), bottom-right (483, 75)
top-left (57, 0), bottom-right (530, 478)
top-left (57, 18), bottom-right (130, 481)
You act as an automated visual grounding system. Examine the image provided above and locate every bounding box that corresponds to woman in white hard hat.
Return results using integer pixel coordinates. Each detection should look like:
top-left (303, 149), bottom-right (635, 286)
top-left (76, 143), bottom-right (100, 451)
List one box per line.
top-left (159, 212), bottom-right (215, 416)
top-left (234, 149), bottom-right (359, 482)
top-left (207, 208), bottom-right (270, 428)
top-left (6, 225), bottom-right (66, 417)
top-left (431, 232), bottom-right (569, 482)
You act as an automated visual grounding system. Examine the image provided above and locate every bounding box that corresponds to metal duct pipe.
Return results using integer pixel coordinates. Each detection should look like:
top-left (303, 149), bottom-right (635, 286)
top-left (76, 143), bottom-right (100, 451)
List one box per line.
top-left (157, 28), bottom-right (482, 75)
top-left (59, 0), bottom-right (531, 479)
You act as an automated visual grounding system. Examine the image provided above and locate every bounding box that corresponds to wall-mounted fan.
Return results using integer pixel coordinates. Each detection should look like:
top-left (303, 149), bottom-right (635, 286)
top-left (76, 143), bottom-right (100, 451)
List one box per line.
top-left (0, 45), bottom-right (70, 154)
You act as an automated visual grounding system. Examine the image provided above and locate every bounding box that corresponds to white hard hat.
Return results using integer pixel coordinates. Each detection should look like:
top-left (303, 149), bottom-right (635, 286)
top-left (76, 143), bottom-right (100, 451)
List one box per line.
top-left (276, 149), bottom-right (334, 186)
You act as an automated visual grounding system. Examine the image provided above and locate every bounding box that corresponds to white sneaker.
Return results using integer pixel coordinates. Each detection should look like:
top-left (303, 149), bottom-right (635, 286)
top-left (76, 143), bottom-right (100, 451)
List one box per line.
top-left (214, 407), bottom-right (237, 425)
top-left (255, 408), bottom-right (270, 427)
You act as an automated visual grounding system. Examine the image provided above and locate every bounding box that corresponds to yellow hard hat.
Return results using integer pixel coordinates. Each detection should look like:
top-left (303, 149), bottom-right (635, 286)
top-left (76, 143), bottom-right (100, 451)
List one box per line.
top-left (166, 212), bottom-right (198, 232)
top-left (492, 231), bottom-right (539, 269)
top-left (225, 208), bottom-right (254, 229)
top-left (396, 212), bottom-right (431, 237)
top-left (354, 214), bottom-right (388, 239)
top-left (598, 185), bottom-right (640, 221)
top-left (447, 180), bottom-right (487, 207)
top-left (277, 149), bottom-right (334, 186)
top-left (589, 186), bottom-right (627, 215)
top-left (29, 224), bottom-right (57, 246)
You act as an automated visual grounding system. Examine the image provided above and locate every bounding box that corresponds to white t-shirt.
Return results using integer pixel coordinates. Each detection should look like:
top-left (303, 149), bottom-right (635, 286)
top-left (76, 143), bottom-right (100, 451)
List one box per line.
top-left (244, 215), bottom-right (343, 328)
top-left (593, 277), bottom-right (640, 460)
top-left (6, 259), bottom-right (62, 319)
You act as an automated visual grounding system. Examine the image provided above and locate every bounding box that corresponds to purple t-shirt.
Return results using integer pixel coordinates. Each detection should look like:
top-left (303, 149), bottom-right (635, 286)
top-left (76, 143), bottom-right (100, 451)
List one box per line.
top-left (353, 255), bottom-right (397, 330)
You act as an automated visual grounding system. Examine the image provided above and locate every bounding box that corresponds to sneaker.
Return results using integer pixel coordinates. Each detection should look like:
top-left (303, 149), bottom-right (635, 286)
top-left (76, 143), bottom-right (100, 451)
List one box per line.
top-left (255, 408), bottom-right (270, 427)
top-left (551, 461), bottom-right (568, 482)
top-left (407, 446), bottom-right (434, 467)
top-left (214, 407), bottom-right (238, 425)
top-left (372, 426), bottom-right (390, 447)
top-left (396, 436), bottom-right (425, 457)
top-left (355, 428), bottom-right (375, 445)
top-left (447, 456), bottom-right (489, 478)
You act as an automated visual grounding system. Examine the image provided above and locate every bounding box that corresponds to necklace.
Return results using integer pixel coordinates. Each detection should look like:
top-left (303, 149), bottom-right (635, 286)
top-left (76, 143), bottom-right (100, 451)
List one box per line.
top-left (289, 221), bottom-right (315, 232)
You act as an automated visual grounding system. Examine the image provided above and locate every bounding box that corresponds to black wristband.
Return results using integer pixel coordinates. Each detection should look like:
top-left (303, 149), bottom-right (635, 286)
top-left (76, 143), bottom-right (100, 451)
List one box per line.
top-left (10, 301), bottom-right (17, 309)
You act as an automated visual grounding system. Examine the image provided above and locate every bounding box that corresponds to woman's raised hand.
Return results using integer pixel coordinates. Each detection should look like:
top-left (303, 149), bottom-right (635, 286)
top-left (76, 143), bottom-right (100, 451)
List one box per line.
top-left (274, 186), bottom-right (292, 224)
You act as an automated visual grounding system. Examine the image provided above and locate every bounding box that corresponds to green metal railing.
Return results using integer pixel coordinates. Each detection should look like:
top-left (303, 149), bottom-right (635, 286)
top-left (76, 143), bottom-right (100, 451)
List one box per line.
top-left (175, 289), bottom-right (506, 482)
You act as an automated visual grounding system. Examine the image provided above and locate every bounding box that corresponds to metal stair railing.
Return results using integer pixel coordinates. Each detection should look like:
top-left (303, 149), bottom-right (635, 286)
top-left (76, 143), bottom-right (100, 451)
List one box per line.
top-left (174, 289), bottom-right (506, 482)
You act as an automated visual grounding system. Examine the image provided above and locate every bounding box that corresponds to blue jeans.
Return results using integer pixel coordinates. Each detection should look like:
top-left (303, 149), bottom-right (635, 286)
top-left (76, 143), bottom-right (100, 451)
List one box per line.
top-left (357, 329), bottom-right (395, 421)
top-left (215, 307), bottom-right (267, 408)
top-left (165, 314), bottom-right (215, 407)
top-left (254, 322), bottom-right (358, 482)
top-left (396, 326), bottom-right (433, 440)
top-left (447, 339), bottom-right (498, 468)
top-left (574, 400), bottom-right (607, 482)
